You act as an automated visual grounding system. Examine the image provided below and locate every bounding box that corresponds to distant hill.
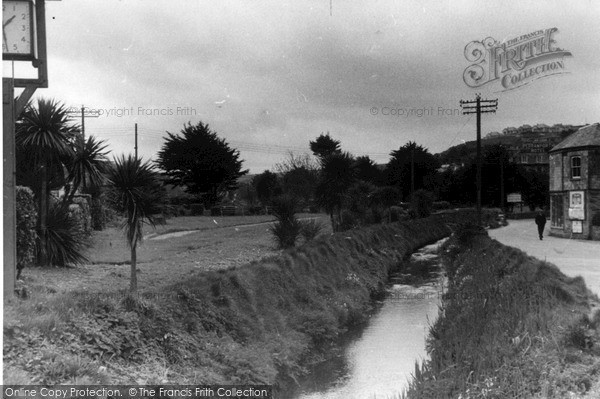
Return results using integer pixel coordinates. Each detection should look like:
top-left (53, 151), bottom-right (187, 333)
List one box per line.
top-left (436, 123), bottom-right (585, 166)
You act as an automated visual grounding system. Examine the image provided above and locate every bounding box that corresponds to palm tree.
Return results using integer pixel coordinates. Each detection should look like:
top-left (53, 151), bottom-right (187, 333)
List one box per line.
top-left (62, 135), bottom-right (110, 208)
top-left (107, 155), bottom-right (164, 293)
top-left (16, 99), bottom-right (78, 265)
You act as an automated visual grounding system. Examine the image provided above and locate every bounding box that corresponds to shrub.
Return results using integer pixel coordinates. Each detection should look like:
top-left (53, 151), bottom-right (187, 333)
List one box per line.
top-left (270, 220), bottom-right (301, 248)
top-left (338, 209), bottom-right (358, 231)
top-left (161, 204), bottom-right (178, 218)
top-left (41, 203), bottom-right (89, 267)
top-left (270, 195), bottom-right (301, 248)
top-left (385, 205), bottom-right (407, 222)
top-left (90, 194), bottom-right (116, 230)
top-left (432, 201), bottom-right (451, 211)
top-left (410, 189), bottom-right (434, 218)
top-left (190, 203), bottom-right (205, 216)
top-left (454, 221), bottom-right (488, 247)
top-left (16, 186), bottom-right (38, 279)
top-left (299, 219), bottom-right (324, 242)
top-left (178, 206), bottom-right (190, 216)
top-left (246, 205), bottom-right (264, 215)
top-left (70, 195), bottom-right (93, 235)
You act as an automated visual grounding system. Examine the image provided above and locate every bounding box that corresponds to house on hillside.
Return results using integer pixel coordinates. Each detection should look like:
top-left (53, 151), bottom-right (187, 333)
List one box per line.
top-left (548, 123), bottom-right (600, 240)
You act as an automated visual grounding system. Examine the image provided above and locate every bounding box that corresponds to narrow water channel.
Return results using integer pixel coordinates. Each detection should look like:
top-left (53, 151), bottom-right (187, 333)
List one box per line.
top-left (289, 238), bottom-right (447, 399)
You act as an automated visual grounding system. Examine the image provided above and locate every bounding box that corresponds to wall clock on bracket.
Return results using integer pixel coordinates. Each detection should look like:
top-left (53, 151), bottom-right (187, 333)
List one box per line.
top-left (3, 0), bottom-right (35, 61)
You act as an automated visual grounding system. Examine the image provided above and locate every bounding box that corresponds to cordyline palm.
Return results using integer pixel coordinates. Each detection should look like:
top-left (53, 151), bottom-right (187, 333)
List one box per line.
top-left (62, 135), bottom-right (110, 208)
top-left (16, 98), bottom-right (78, 266)
top-left (108, 155), bottom-right (163, 293)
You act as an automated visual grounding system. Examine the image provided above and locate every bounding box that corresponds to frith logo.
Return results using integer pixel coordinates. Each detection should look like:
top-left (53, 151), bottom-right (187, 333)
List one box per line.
top-left (463, 28), bottom-right (572, 91)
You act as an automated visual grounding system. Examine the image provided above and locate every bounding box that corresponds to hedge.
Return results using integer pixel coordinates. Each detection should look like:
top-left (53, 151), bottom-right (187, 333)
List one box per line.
top-left (16, 186), bottom-right (37, 277)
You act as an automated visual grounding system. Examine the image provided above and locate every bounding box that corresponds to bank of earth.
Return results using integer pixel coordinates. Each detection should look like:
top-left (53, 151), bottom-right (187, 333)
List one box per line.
top-left (5, 211), bottom-right (484, 388)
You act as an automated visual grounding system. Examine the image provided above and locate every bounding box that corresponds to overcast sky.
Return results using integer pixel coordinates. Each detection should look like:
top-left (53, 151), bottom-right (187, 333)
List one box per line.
top-left (5, 0), bottom-right (600, 173)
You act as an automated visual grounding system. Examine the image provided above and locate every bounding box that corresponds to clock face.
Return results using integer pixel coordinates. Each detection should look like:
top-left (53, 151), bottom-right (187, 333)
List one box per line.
top-left (2, 0), bottom-right (34, 59)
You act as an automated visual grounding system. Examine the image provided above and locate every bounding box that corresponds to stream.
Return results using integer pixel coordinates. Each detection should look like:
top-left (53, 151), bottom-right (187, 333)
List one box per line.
top-left (287, 238), bottom-right (447, 399)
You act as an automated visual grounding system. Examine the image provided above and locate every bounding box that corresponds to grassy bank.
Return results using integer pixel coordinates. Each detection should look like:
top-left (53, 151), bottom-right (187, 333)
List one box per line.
top-left (5, 212), bottom-right (485, 387)
top-left (404, 226), bottom-right (600, 398)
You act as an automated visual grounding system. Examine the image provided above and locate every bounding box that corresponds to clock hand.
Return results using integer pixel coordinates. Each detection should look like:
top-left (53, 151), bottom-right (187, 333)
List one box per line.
top-left (3, 15), bottom-right (16, 28)
top-left (2, 16), bottom-right (13, 51)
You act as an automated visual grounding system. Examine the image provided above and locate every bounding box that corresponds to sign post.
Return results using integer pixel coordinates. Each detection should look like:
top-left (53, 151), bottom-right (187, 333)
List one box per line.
top-left (3, 0), bottom-right (48, 298)
top-left (3, 79), bottom-right (16, 300)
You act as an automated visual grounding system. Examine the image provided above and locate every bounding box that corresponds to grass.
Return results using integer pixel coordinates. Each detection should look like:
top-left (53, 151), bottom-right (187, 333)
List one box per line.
top-left (15, 214), bottom-right (326, 294)
top-left (4, 213), bottom-right (468, 387)
top-left (402, 226), bottom-right (600, 399)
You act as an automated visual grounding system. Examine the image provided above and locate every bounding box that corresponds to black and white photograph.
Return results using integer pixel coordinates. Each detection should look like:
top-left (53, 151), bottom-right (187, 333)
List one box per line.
top-left (3, 1), bottom-right (600, 398)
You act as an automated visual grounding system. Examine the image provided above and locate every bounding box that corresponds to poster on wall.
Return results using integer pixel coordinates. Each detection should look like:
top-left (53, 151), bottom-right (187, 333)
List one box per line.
top-left (568, 191), bottom-right (585, 220)
top-left (572, 220), bottom-right (583, 234)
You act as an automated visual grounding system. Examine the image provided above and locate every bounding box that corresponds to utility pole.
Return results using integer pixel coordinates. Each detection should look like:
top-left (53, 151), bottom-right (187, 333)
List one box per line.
top-left (67, 105), bottom-right (99, 141)
top-left (134, 123), bottom-right (138, 159)
top-left (81, 105), bottom-right (85, 140)
top-left (460, 94), bottom-right (498, 226)
top-left (410, 145), bottom-right (415, 200)
top-left (500, 156), bottom-right (505, 212)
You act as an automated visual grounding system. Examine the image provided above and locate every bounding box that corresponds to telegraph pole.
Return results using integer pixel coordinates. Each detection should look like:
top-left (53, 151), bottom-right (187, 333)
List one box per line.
top-left (460, 94), bottom-right (498, 226)
top-left (410, 145), bottom-right (415, 199)
top-left (134, 123), bottom-right (138, 159)
top-left (67, 105), bottom-right (99, 141)
top-left (81, 105), bottom-right (85, 140)
top-left (500, 156), bottom-right (505, 212)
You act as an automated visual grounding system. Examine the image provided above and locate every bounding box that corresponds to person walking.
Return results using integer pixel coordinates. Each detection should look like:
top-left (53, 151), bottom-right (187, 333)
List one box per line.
top-left (535, 210), bottom-right (547, 240)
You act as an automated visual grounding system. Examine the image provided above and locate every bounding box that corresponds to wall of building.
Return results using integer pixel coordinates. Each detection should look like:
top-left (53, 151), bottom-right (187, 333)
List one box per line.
top-left (549, 153), bottom-right (563, 191)
top-left (550, 148), bottom-right (600, 240)
top-left (561, 150), bottom-right (589, 191)
top-left (590, 149), bottom-right (600, 190)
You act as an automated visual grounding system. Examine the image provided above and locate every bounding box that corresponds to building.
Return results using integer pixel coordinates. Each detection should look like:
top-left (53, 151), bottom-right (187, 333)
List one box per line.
top-left (548, 123), bottom-right (600, 240)
top-left (482, 123), bottom-right (582, 173)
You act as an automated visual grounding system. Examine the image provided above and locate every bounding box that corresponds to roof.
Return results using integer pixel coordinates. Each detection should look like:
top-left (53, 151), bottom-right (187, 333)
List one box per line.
top-left (550, 123), bottom-right (600, 152)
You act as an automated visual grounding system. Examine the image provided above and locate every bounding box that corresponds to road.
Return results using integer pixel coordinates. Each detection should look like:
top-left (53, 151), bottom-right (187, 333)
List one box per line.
top-left (488, 219), bottom-right (600, 296)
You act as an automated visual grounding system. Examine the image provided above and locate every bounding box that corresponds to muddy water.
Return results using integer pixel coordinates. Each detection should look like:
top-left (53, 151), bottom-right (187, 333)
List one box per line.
top-left (288, 239), bottom-right (446, 399)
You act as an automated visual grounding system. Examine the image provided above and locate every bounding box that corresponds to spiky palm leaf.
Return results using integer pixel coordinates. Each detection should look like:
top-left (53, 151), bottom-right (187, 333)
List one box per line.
top-left (16, 98), bottom-right (80, 266)
top-left (16, 98), bottom-right (77, 164)
top-left (63, 135), bottom-right (109, 204)
top-left (107, 155), bottom-right (164, 292)
top-left (43, 203), bottom-right (89, 266)
top-left (108, 155), bottom-right (164, 247)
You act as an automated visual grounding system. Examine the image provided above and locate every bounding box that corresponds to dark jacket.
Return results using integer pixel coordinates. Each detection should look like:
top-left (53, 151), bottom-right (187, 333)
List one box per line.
top-left (535, 214), bottom-right (546, 226)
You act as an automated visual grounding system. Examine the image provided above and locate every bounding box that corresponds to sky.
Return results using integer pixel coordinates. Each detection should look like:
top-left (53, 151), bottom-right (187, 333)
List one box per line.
top-left (4, 0), bottom-right (600, 173)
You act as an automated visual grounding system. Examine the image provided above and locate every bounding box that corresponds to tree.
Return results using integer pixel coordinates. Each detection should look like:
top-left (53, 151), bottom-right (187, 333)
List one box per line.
top-left (371, 186), bottom-right (401, 222)
top-left (108, 155), bottom-right (165, 293)
top-left (310, 132), bottom-right (341, 159)
top-left (252, 170), bottom-right (282, 206)
top-left (156, 122), bottom-right (248, 207)
top-left (521, 168), bottom-right (549, 211)
top-left (386, 141), bottom-right (439, 200)
top-left (16, 98), bottom-right (78, 265)
top-left (62, 135), bottom-right (110, 208)
top-left (315, 151), bottom-right (355, 231)
top-left (354, 155), bottom-right (383, 185)
top-left (275, 152), bottom-right (319, 206)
